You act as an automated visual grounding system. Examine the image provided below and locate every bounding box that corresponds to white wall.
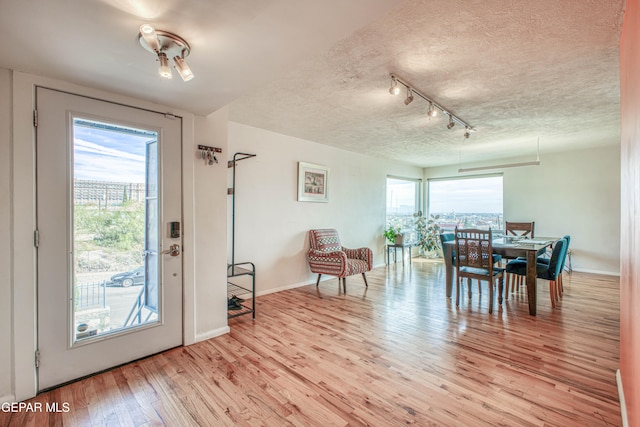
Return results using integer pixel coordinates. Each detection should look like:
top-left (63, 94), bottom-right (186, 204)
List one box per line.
top-left (2, 70), bottom-right (230, 401)
top-left (192, 111), bottom-right (231, 341)
top-left (0, 69), bottom-right (13, 402)
top-left (425, 145), bottom-right (621, 275)
top-left (228, 122), bottom-right (424, 295)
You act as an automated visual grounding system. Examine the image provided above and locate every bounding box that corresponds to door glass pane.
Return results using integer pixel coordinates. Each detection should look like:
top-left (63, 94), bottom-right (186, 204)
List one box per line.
top-left (72, 118), bottom-right (159, 342)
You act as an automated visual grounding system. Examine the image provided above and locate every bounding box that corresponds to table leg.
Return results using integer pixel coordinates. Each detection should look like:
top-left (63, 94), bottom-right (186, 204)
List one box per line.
top-left (526, 250), bottom-right (537, 315)
top-left (402, 247), bottom-right (405, 265)
top-left (443, 244), bottom-right (454, 298)
top-left (386, 246), bottom-right (389, 265)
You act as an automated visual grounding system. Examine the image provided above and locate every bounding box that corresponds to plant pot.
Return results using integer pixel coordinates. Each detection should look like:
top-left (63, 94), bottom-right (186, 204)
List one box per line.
top-left (394, 234), bottom-right (404, 245)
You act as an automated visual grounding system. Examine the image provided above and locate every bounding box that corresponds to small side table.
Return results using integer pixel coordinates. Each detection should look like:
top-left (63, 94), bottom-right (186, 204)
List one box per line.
top-left (386, 243), bottom-right (413, 266)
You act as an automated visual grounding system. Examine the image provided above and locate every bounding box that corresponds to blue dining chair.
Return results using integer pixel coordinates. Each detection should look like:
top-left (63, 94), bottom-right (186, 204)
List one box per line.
top-left (505, 238), bottom-right (567, 308)
top-left (515, 235), bottom-right (571, 299)
top-left (541, 235), bottom-right (570, 299)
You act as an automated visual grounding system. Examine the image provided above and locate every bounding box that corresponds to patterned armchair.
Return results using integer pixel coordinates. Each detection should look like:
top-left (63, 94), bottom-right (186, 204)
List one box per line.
top-left (307, 229), bottom-right (373, 292)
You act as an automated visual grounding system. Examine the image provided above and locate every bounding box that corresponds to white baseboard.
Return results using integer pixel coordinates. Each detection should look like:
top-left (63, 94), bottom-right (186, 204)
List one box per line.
top-left (570, 267), bottom-right (620, 277)
top-left (254, 276), bottom-right (337, 297)
top-left (1, 394), bottom-right (16, 404)
top-left (616, 369), bottom-right (629, 427)
top-left (194, 326), bottom-right (230, 343)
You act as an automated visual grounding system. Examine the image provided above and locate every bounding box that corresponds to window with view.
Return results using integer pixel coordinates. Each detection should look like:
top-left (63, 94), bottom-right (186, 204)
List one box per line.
top-left (386, 177), bottom-right (422, 241)
top-left (428, 175), bottom-right (503, 232)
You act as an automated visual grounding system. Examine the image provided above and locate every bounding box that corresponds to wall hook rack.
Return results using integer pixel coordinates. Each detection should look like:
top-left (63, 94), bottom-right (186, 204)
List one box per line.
top-left (197, 145), bottom-right (222, 165)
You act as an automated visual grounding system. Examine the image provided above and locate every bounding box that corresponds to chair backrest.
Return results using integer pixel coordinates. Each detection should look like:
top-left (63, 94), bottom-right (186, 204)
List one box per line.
top-left (558, 235), bottom-right (571, 271)
top-left (439, 232), bottom-right (455, 246)
top-left (546, 238), bottom-right (567, 280)
top-left (440, 232), bottom-right (456, 262)
top-left (505, 221), bottom-right (535, 238)
top-left (455, 228), bottom-right (493, 270)
top-left (309, 229), bottom-right (342, 252)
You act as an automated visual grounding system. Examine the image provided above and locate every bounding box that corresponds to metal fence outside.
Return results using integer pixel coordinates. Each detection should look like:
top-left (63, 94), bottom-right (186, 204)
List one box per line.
top-left (74, 179), bottom-right (144, 209)
top-left (75, 282), bottom-right (107, 310)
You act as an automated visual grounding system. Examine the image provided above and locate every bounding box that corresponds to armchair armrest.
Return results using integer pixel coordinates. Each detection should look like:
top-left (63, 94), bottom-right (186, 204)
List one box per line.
top-left (343, 246), bottom-right (373, 270)
top-left (307, 249), bottom-right (348, 276)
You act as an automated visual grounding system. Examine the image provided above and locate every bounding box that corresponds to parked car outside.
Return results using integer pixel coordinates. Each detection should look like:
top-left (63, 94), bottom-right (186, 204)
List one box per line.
top-left (109, 266), bottom-right (144, 287)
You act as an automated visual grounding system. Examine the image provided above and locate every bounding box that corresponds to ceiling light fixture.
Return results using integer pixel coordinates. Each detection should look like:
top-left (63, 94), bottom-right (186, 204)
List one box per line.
top-left (458, 138), bottom-right (541, 173)
top-left (138, 24), bottom-right (194, 81)
top-left (388, 73), bottom-right (475, 136)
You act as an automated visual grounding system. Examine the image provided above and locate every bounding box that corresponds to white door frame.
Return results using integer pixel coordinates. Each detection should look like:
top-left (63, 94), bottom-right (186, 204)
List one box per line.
top-left (10, 72), bottom-right (198, 401)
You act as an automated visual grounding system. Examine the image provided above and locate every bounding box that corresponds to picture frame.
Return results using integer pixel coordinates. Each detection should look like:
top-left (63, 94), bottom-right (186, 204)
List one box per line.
top-left (297, 162), bottom-right (329, 202)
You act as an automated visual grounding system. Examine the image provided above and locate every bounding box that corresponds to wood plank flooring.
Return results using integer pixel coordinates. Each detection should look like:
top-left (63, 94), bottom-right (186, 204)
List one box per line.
top-left (1, 259), bottom-right (621, 426)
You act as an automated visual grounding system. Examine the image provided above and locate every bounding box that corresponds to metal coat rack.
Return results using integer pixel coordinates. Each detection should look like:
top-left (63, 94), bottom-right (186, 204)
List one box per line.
top-left (228, 152), bottom-right (256, 277)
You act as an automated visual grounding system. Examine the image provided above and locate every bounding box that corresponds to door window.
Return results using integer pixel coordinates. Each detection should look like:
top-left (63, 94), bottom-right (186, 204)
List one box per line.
top-left (72, 119), bottom-right (159, 342)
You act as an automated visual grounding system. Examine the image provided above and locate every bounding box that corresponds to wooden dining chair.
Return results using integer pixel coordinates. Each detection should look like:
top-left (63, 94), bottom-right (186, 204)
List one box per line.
top-left (454, 227), bottom-right (505, 314)
top-left (505, 221), bottom-right (535, 238)
top-left (504, 221), bottom-right (535, 293)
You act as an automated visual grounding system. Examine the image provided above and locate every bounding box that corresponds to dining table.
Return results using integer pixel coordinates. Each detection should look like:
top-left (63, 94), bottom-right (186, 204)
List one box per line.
top-left (442, 236), bottom-right (560, 316)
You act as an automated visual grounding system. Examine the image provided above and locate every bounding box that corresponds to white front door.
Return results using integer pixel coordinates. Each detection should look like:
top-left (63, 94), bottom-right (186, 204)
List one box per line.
top-left (36, 87), bottom-right (183, 390)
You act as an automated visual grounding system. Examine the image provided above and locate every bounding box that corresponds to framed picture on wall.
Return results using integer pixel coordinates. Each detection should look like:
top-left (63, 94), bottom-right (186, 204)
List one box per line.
top-left (298, 162), bottom-right (329, 202)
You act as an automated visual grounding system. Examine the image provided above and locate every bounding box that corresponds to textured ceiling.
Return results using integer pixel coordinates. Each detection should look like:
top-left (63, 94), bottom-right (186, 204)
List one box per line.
top-left (228, 0), bottom-right (625, 167)
top-left (0, 0), bottom-right (625, 167)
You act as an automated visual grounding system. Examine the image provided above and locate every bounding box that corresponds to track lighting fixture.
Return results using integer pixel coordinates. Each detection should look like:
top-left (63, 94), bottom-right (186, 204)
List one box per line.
top-left (404, 88), bottom-right (414, 105)
top-left (389, 77), bottom-right (401, 95)
top-left (388, 73), bottom-right (475, 136)
top-left (138, 24), bottom-right (195, 82)
top-left (447, 115), bottom-right (455, 129)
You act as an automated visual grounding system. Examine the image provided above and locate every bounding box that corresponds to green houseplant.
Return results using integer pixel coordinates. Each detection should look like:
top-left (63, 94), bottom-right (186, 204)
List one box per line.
top-left (384, 225), bottom-right (403, 245)
top-left (414, 212), bottom-right (442, 256)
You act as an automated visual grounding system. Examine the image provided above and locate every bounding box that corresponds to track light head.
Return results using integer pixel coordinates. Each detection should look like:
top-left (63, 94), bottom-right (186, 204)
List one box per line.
top-left (173, 55), bottom-right (194, 81)
top-left (447, 115), bottom-right (455, 129)
top-left (139, 24), bottom-right (160, 52)
top-left (427, 103), bottom-right (438, 118)
top-left (404, 88), bottom-right (414, 105)
top-left (157, 52), bottom-right (172, 79)
top-left (389, 77), bottom-right (400, 95)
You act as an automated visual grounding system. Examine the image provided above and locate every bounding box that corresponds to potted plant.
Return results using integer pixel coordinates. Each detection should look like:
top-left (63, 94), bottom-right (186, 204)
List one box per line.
top-left (414, 212), bottom-right (443, 256)
top-left (384, 225), bottom-right (404, 245)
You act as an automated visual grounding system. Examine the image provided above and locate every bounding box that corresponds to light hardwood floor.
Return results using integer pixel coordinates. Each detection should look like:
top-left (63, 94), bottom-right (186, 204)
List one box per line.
top-left (1, 259), bottom-right (621, 426)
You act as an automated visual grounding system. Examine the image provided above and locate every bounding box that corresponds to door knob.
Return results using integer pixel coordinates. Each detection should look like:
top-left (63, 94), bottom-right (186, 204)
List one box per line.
top-left (162, 244), bottom-right (181, 256)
